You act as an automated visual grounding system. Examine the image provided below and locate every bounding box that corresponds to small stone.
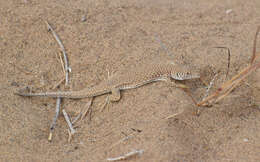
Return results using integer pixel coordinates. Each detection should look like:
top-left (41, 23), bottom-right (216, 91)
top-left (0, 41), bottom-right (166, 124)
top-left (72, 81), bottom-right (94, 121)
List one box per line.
top-left (243, 138), bottom-right (249, 142)
top-left (226, 9), bottom-right (233, 14)
top-left (81, 15), bottom-right (87, 22)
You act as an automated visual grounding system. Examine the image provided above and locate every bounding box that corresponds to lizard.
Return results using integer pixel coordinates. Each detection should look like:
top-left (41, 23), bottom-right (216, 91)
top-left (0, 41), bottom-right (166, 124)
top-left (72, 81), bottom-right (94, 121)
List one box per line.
top-left (15, 62), bottom-right (200, 102)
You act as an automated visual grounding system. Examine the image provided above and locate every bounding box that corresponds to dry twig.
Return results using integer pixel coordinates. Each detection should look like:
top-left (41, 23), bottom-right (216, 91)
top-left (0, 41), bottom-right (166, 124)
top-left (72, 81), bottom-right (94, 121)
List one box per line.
top-left (109, 135), bottom-right (133, 150)
top-left (107, 149), bottom-right (144, 161)
top-left (48, 97), bottom-right (61, 141)
top-left (197, 26), bottom-right (260, 106)
top-left (166, 109), bottom-right (184, 119)
top-left (72, 98), bottom-right (93, 125)
top-left (62, 109), bottom-right (76, 135)
top-left (45, 21), bottom-right (70, 86)
top-left (251, 26), bottom-right (260, 64)
top-left (214, 46), bottom-right (231, 79)
top-left (202, 73), bottom-right (219, 100)
top-left (57, 52), bottom-right (66, 77)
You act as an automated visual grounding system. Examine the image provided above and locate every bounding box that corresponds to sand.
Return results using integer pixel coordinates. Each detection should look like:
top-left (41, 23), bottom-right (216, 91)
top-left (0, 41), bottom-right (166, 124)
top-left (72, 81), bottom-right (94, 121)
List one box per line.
top-left (0, 0), bottom-right (260, 161)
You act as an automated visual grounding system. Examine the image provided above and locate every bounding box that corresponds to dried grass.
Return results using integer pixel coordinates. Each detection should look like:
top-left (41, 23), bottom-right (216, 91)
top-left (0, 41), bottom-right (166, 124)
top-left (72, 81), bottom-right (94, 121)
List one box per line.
top-left (197, 26), bottom-right (260, 106)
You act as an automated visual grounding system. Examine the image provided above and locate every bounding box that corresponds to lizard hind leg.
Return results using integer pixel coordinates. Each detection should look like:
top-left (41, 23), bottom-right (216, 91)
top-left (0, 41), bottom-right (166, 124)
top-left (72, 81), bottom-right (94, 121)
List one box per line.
top-left (100, 88), bottom-right (121, 112)
top-left (109, 88), bottom-right (121, 102)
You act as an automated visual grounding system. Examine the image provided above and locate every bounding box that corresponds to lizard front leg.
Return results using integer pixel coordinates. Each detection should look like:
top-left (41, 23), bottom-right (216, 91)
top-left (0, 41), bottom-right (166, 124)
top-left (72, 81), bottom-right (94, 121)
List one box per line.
top-left (165, 77), bottom-right (189, 89)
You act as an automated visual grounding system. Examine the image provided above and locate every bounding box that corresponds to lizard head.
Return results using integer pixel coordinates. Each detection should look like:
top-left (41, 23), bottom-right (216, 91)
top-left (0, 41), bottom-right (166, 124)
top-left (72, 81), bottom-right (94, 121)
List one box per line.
top-left (170, 67), bottom-right (200, 80)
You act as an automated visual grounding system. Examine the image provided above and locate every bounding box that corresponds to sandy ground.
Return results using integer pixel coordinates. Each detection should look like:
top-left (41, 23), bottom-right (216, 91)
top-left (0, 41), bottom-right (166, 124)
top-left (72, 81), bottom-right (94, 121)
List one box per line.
top-left (1, 0), bottom-right (260, 161)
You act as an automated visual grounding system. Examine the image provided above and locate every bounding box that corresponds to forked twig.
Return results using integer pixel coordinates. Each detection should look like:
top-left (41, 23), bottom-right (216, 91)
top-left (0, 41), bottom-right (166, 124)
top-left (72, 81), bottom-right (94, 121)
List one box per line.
top-left (45, 21), bottom-right (70, 86)
top-left (62, 109), bottom-right (76, 135)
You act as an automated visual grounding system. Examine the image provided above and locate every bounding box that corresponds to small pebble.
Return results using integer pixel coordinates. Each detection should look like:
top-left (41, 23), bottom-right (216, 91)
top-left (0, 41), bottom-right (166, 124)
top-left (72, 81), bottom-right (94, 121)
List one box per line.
top-left (243, 138), bottom-right (249, 142)
top-left (226, 9), bottom-right (233, 14)
top-left (81, 15), bottom-right (87, 22)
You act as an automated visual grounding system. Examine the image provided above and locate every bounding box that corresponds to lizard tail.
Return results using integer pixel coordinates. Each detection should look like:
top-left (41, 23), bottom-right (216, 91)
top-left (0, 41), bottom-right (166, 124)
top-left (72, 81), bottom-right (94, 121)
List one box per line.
top-left (14, 85), bottom-right (110, 99)
top-left (14, 90), bottom-right (86, 98)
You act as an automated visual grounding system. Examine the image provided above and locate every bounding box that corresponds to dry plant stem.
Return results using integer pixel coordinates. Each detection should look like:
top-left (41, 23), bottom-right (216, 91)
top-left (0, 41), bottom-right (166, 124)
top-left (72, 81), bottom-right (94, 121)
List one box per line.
top-left (67, 129), bottom-right (73, 142)
top-left (222, 56), bottom-right (260, 89)
top-left (214, 47), bottom-right (231, 79)
top-left (45, 21), bottom-right (70, 86)
top-left (62, 109), bottom-right (76, 135)
top-left (182, 88), bottom-right (198, 105)
top-left (79, 98), bottom-right (93, 122)
top-left (50, 97), bottom-right (61, 130)
top-left (109, 134), bottom-right (134, 150)
top-left (198, 57), bottom-right (260, 106)
top-left (202, 73), bottom-right (218, 100)
top-left (166, 109), bottom-right (184, 119)
top-left (215, 61), bottom-right (260, 102)
top-left (52, 77), bottom-right (65, 90)
top-left (107, 149), bottom-right (144, 161)
top-left (214, 78), bottom-right (242, 103)
top-left (251, 26), bottom-right (260, 64)
top-left (48, 97), bottom-right (62, 141)
top-left (58, 52), bottom-right (66, 77)
top-left (72, 97), bottom-right (93, 125)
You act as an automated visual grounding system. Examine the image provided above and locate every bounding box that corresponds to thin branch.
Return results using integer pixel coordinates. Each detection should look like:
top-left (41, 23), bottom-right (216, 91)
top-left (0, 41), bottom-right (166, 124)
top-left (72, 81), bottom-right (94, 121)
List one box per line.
top-left (202, 73), bottom-right (218, 100)
top-left (58, 52), bottom-right (66, 78)
top-left (251, 26), bottom-right (260, 64)
top-left (107, 149), bottom-right (144, 161)
top-left (214, 46), bottom-right (231, 80)
top-left (45, 20), bottom-right (70, 86)
top-left (52, 77), bottom-right (65, 90)
top-left (165, 109), bottom-right (184, 119)
top-left (62, 109), bottom-right (76, 135)
top-left (48, 97), bottom-right (61, 141)
top-left (182, 88), bottom-right (198, 105)
top-left (109, 135), bottom-right (133, 150)
top-left (72, 98), bottom-right (93, 125)
top-left (215, 61), bottom-right (260, 102)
